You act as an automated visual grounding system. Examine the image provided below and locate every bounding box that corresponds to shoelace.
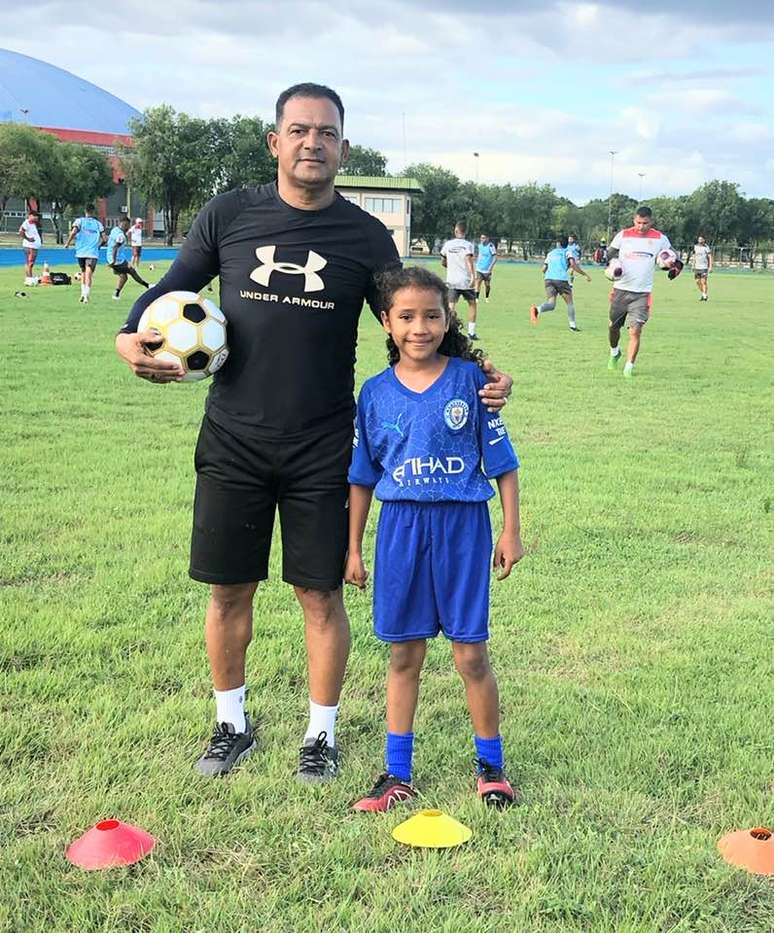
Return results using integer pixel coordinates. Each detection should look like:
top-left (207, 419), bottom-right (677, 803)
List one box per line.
top-left (298, 731), bottom-right (330, 771)
top-left (205, 723), bottom-right (241, 761)
top-left (476, 758), bottom-right (505, 783)
top-left (366, 773), bottom-right (404, 798)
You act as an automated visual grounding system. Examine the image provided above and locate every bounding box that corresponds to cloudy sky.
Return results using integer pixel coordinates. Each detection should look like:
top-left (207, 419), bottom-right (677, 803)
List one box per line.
top-left (3, 0), bottom-right (774, 203)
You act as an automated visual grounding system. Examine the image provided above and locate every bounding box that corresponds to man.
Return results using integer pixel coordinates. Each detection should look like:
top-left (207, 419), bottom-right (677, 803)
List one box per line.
top-left (441, 221), bottom-right (479, 339)
top-left (606, 205), bottom-right (682, 378)
top-left (107, 217), bottom-right (151, 299)
top-left (19, 209), bottom-right (42, 283)
top-left (65, 205), bottom-right (106, 303)
top-left (689, 235), bottom-right (712, 301)
top-left (130, 218), bottom-right (143, 268)
top-left (475, 233), bottom-right (497, 303)
top-left (115, 83), bottom-right (512, 781)
top-left (529, 236), bottom-right (585, 332)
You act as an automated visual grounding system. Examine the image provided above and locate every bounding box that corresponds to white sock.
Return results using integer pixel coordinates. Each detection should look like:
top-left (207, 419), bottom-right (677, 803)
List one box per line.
top-left (611, 347), bottom-right (621, 357)
top-left (214, 685), bottom-right (246, 732)
top-left (80, 284), bottom-right (86, 298)
top-left (624, 361), bottom-right (634, 373)
top-left (83, 285), bottom-right (91, 299)
top-left (467, 322), bottom-right (476, 336)
top-left (305, 700), bottom-right (339, 746)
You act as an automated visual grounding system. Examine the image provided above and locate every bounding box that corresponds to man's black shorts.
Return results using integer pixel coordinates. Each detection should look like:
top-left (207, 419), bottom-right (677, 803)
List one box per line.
top-left (109, 261), bottom-right (131, 275)
top-left (77, 257), bottom-right (98, 271)
top-left (189, 412), bottom-right (352, 590)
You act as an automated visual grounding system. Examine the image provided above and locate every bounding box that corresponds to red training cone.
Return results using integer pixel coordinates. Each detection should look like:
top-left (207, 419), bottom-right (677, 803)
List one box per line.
top-left (718, 827), bottom-right (774, 875)
top-left (66, 819), bottom-right (156, 870)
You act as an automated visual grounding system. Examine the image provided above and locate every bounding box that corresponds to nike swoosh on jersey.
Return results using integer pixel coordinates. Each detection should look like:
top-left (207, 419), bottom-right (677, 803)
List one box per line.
top-left (488, 436), bottom-right (506, 445)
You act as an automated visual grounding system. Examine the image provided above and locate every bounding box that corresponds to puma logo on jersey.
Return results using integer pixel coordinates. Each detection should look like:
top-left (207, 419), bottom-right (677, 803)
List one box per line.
top-left (250, 246), bottom-right (327, 292)
top-left (382, 412), bottom-right (405, 437)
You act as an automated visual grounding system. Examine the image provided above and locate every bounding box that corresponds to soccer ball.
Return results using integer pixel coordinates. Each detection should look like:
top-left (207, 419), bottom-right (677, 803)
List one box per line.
top-left (656, 248), bottom-right (677, 269)
top-left (74, 271), bottom-right (82, 281)
top-left (604, 259), bottom-right (624, 281)
top-left (137, 290), bottom-right (228, 382)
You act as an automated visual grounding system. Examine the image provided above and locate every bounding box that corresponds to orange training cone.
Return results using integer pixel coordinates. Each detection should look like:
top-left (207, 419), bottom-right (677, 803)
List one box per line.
top-left (40, 261), bottom-right (52, 285)
top-left (66, 819), bottom-right (156, 870)
top-left (718, 827), bottom-right (774, 875)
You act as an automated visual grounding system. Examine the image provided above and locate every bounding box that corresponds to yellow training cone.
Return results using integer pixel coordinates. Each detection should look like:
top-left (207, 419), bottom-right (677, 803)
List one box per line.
top-left (392, 809), bottom-right (472, 848)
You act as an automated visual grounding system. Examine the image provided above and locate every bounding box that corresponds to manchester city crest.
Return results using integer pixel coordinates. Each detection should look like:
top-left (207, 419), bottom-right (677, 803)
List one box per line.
top-left (443, 398), bottom-right (469, 430)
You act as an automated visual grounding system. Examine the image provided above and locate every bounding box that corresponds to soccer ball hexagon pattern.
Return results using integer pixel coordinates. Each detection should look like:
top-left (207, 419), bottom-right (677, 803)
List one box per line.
top-left (137, 291), bottom-right (228, 381)
top-left (657, 248), bottom-right (678, 269)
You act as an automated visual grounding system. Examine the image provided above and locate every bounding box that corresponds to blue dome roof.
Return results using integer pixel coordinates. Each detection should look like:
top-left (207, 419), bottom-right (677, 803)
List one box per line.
top-left (0, 48), bottom-right (140, 134)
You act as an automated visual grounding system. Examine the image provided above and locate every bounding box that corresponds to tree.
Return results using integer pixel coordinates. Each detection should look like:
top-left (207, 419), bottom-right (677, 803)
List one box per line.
top-left (403, 163), bottom-right (460, 250)
top-left (122, 105), bottom-right (219, 245)
top-left (686, 181), bottom-right (744, 245)
top-left (343, 145), bottom-right (387, 177)
top-left (50, 143), bottom-right (114, 242)
top-left (210, 115), bottom-right (276, 193)
top-left (0, 124), bottom-right (60, 222)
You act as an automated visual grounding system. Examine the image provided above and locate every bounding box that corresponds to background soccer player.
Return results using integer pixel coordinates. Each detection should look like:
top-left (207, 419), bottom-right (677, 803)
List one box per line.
top-left (130, 218), bottom-right (143, 268)
top-left (690, 235), bottom-right (712, 301)
top-left (115, 81), bottom-right (516, 781)
top-left (441, 221), bottom-right (479, 339)
top-left (65, 204), bottom-right (106, 303)
top-left (606, 205), bottom-right (682, 377)
top-left (19, 209), bottom-right (42, 282)
top-left (475, 233), bottom-right (497, 302)
top-left (107, 217), bottom-right (150, 299)
top-left (530, 236), bottom-right (582, 332)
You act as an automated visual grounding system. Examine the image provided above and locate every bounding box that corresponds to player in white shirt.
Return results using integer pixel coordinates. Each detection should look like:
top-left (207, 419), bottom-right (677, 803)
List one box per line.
top-left (441, 221), bottom-right (479, 340)
top-left (130, 218), bottom-right (143, 268)
top-left (19, 210), bottom-right (42, 281)
top-left (605, 206), bottom-right (683, 378)
top-left (689, 236), bottom-right (712, 301)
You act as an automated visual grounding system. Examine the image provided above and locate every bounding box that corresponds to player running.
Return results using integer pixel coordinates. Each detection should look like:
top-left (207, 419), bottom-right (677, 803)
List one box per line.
top-left (441, 221), bottom-right (479, 340)
top-left (19, 209), bottom-right (42, 282)
top-left (475, 233), bottom-right (497, 302)
top-left (65, 205), bottom-right (106, 303)
top-left (106, 217), bottom-right (150, 299)
top-left (345, 265), bottom-right (524, 812)
top-left (529, 236), bottom-right (587, 332)
top-left (605, 205), bottom-right (683, 378)
top-left (689, 235), bottom-right (712, 301)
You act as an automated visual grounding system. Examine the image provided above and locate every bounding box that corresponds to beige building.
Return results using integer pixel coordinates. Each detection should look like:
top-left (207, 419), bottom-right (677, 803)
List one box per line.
top-left (334, 175), bottom-right (423, 257)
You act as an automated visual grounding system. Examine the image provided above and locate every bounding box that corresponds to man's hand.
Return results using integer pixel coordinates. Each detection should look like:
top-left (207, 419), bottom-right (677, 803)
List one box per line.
top-left (344, 551), bottom-right (368, 589)
top-left (667, 259), bottom-right (684, 280)
top-left (493, 531), bottom-right (525, 581)
top-left (115, 329), bottom-right (185, 383)
top-left (479, 359), bottom-right (513, 412)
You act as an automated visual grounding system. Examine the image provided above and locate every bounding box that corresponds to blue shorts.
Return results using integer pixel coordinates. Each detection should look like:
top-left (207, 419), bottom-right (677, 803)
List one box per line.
top-left (373, 500), bottom-right (492, 643)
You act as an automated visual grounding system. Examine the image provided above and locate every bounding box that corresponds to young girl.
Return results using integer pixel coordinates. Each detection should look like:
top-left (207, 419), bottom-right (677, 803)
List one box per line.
top-left (345, 266), bottom-right (524, 812)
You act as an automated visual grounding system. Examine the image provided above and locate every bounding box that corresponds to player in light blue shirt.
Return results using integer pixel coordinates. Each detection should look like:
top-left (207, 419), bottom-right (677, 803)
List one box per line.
top-left (65, 204), bottom-right (106, 303)
top-left (345, 265), bottom-right (524, 813)
top-left (475, 233), bottom-right (498, 303)
top-left (106, 217), bottom-right (151, 300)
top-left (529, 235), bottom-right (590, 332)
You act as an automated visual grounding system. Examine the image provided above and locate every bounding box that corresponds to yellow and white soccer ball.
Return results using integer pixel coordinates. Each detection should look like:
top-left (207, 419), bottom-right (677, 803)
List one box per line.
top-left (137, 290), bottom-right (228, 382)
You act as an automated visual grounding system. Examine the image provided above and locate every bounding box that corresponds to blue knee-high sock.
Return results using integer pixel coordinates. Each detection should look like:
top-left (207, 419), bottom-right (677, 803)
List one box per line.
top-left (474, 734), bottom-right (503, 770)
top-left (386, 732), bottom-right (414, 782)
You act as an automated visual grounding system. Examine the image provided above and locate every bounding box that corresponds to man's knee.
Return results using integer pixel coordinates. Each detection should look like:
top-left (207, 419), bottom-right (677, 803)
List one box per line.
top-left (295, 586), bottom-right (345, 627)
top-left (454, 645), bottom-right (491, 682)
top-left (209, 582), bottom-right (257, 620)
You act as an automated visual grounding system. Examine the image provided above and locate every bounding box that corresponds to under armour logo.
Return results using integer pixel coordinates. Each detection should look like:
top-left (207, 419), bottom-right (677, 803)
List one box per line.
top-left (250, 246), bottom-right (326, 292)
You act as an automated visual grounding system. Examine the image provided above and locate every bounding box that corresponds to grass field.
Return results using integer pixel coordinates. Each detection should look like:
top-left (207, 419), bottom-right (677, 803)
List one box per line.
top-left (1, 258), bottom-right (772, 932)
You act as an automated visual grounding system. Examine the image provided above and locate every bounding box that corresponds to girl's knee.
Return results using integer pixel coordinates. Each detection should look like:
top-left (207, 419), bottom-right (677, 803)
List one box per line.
top-left (453, 643), bottom-right (491, 681)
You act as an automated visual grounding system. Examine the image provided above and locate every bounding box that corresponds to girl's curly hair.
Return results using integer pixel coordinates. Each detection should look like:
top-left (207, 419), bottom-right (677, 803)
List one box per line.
top-left (375, 265), bottom-right (485, 368)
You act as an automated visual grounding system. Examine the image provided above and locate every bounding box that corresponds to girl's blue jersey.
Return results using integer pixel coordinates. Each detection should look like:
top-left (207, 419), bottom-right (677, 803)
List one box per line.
top-left (349, 357), bottom-right (518, 502)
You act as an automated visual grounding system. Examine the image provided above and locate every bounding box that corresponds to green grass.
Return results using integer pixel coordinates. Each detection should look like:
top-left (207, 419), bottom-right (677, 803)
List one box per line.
top-left (1, 259), bottom-right (772, 932)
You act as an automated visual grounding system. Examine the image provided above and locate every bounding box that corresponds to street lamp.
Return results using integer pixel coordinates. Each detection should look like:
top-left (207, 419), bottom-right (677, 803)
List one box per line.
top-left (607, 150), bottom-right (618, 241)
top-left (637, 172), bottom-right (646, 202)
top-left (473, 152), bottom-right (480, 184)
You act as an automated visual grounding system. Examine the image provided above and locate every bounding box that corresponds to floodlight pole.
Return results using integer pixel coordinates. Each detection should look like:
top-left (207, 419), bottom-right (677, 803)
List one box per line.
top-left (638, 172), bottom-right (645, 202)
top-left (473, 152), bottom-right (480, 184)
top-left (607, 150), bottom-right (618, 241)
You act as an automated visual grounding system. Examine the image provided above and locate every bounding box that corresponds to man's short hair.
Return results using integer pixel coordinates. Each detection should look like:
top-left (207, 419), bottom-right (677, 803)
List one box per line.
top-left (455, 221), bottom-right (467, 235)
top-left (119, 216), bottom-right (130, 226)
top-left (85, 204), bottom-right (96, 214)
top-left (558, 236), bottom-right (569, 248)
top-left (276, 83), bottom-right (345, 129)
top-left (635, 205), bottom-right (653, 219)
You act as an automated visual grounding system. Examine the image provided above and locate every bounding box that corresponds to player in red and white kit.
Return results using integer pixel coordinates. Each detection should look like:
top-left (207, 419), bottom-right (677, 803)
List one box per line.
top-left (606, 206), bottom-right (682, 378)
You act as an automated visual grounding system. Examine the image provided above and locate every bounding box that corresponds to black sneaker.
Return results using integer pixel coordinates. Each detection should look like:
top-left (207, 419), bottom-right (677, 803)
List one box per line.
top-left (352, 772), bottom-right (416, 811)
top-left (569, 324), bottom-right (581, 333)
top-left (195, 715), bottom-right (255, 777)
top-left (469, 333), bottom-right (480, 341)
top-left (297, 730), bottom-right (339, 783)
top-left (476, 758), bottom-right (519, 809)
